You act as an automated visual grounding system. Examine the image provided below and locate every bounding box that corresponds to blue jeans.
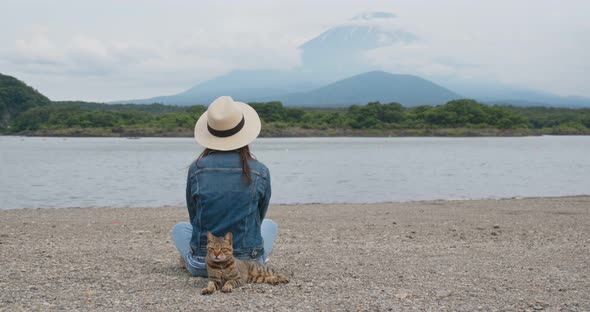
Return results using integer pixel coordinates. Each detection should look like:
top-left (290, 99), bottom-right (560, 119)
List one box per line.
top-left (171, 219), bottom-right (277, 277)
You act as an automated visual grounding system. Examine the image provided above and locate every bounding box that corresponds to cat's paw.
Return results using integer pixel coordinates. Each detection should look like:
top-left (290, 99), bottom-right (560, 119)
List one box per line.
top-left (270, 274), bottom-right (289, 285)
top-left (221, 284), bottom-right (233, 293)
top-left (277, 274), bottom-right (289, 283)
top-left (201, 287), bottom-right (215, 295)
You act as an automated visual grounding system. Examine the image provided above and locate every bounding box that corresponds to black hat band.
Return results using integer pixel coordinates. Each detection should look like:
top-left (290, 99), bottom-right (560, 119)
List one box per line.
top-left (207, 115), bottom-right (245, 138)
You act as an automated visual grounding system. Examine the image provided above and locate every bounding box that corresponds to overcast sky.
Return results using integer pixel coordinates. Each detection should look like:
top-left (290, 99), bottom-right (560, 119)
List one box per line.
top-left (1, 0), bottom-right (589, 102)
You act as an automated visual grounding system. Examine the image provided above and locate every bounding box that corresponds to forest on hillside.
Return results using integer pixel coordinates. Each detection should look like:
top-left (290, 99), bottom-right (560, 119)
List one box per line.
top-left (0, 74), bottom-right (50, 128)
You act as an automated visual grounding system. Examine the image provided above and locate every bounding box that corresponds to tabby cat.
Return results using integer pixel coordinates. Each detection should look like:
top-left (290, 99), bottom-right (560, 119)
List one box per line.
top-left (201, 231), bottom-right (289, 295)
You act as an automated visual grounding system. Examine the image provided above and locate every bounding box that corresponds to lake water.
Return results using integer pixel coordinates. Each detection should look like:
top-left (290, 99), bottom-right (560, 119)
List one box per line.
top-left (1, 136), bottom-right (589, 209)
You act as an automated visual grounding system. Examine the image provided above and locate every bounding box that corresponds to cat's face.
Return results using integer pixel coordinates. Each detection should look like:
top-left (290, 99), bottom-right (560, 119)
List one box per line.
top-left (206, 231), bottom-right (233, 262)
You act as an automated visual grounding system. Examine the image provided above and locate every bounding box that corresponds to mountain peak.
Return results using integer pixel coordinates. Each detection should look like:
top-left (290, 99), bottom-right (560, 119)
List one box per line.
top-left (298, 13), bottom-right (416, 81)
top-left (341, 70), bottom-right (425, 82)
top-left (356, 70), bottom-right (411, 77)
top-left (278, 71), bottom-right (461, 106)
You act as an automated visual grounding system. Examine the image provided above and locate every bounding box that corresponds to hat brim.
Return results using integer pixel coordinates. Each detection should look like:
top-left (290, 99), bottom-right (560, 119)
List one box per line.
top-left (194, 102), bottom-right (261, 151)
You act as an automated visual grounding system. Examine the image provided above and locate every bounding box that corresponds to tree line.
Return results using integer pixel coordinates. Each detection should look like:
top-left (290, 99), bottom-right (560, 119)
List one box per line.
top-left (7, 99), bottom-right (590, 135)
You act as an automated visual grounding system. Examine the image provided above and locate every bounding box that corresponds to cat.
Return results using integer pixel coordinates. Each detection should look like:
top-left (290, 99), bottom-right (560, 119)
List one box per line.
top-left (201, 231), bottom-right (289, 295)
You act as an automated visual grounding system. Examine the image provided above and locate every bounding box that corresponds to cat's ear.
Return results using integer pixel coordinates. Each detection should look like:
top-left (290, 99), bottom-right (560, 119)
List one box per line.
top-left (207, 231), bottom-right (215, 242)
top-left (224, 232), bottom-right (233, 242)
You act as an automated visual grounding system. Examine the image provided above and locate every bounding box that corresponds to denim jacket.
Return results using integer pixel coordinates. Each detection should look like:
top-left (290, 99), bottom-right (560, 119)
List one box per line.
top-left (186, 151), bottom-right (271, 260)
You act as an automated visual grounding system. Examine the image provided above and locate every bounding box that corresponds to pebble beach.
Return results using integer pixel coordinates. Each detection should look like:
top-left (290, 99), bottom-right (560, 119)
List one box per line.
top-left (1, 196), bottom-right (589, 311)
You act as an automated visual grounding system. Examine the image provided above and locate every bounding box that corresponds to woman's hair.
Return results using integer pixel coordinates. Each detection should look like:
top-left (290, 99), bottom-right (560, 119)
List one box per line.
top-left (197, 145), bottom-right (255, 183)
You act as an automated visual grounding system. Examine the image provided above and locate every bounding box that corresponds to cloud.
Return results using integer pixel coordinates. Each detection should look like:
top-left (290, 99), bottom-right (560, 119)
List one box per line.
top-left (5, 29), bottom-right (302, 75)
top-left (365, 42), bottom-right (490, 81)
top-left (1, 0), bottom-right (590, 101)
top-left (351, 12), bottom-right (397, 21)
top-left (1, 28), bottom-right (303, 100)
top-left (362, 7), bottom-right (590, 96)
top-left (4, 32), bottom-right (155, 76)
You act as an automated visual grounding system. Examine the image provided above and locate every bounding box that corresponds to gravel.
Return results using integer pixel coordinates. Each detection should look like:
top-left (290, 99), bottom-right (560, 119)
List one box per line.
top-left (1, 196), bottom-right (589, 311)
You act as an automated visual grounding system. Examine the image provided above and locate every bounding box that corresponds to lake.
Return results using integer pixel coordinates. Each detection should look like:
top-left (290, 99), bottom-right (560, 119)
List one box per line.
top-left (1, 136), bottom-right (589, 209)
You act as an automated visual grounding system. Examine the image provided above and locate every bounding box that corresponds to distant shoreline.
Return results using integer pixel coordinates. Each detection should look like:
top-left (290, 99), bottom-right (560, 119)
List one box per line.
top-left (3, 195), bottom-right (589, 211)
top-left (4, 126), bottom-right (590, 138)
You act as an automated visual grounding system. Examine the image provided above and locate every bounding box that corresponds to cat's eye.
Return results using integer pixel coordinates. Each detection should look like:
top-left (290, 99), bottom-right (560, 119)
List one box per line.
top-left (221, 248), bottom-right (230, 252)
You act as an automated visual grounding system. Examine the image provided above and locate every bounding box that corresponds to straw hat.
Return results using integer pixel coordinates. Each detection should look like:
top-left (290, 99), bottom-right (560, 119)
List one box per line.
top-left (194, 96), bottom-right (261, 151)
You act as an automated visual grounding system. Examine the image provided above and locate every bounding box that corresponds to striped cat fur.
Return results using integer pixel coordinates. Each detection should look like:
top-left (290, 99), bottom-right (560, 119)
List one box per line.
top-left (201, 231), bottom-right (289, 295)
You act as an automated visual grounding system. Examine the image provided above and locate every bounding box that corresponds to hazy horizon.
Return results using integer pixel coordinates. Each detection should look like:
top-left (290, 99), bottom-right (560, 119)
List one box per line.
top-left (1, 0), bottom-right (589, 102)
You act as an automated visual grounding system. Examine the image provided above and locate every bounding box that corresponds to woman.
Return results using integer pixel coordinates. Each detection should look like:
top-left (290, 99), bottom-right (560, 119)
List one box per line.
top-left (171, 96), bottom-right (275, 277)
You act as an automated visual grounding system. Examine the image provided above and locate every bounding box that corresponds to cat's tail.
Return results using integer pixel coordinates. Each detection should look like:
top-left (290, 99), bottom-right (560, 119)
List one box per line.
top-left (247, 264), bottom-right (289, 285)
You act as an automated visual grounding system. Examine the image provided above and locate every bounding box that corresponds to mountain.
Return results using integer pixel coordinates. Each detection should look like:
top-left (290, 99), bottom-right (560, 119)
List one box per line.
top-left (119, 69), bottom-right (318, 106)
top-left (116, 12), bottom-right (420, 106)
top-left (276, 71), bottom-right (461, 106)
top-left (438, 80), bottom-right (590, 108)
top-left (114, 11), bottom-right (590, 108)
top-left (118, 70), bottom-right (461, 107)
top-left (299, 12), bottom-right (416, 81)
top-left (0, 73), bottom-right (51, 128)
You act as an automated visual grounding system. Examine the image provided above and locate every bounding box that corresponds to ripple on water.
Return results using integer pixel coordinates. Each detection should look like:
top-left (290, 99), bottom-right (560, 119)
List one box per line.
top-left (1, 136), bottom-right (590, 208)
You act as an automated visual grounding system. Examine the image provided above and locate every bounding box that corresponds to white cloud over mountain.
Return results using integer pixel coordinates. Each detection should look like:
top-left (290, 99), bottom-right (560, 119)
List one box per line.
top-left (0, 0), bottom-right (589, 101)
